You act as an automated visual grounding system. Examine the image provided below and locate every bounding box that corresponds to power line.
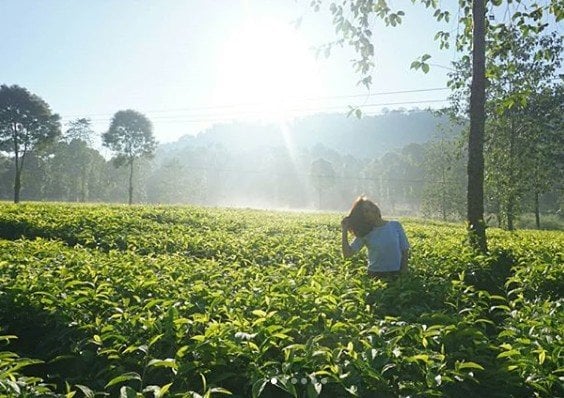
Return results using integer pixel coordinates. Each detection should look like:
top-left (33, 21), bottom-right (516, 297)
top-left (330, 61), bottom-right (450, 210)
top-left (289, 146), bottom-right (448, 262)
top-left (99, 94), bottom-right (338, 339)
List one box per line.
top-left (60, 87), bottom-right (450, 119)
top-left (79, 98), bottom-right (451, 125)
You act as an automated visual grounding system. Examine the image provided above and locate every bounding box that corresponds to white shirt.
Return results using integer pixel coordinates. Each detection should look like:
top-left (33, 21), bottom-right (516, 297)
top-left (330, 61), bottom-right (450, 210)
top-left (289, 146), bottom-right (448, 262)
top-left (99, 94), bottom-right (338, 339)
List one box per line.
top-left (350, 221), bottom-right (409, 272)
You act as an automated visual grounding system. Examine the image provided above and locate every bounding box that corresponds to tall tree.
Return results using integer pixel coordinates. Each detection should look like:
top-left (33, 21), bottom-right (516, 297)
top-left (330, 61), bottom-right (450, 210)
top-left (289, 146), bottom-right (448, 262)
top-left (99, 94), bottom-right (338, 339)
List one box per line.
top-left (449, 26), bottom-right (562, 230)
top-left (147, 157), bottom-right (201, 204)
top-left (309, 0), bottom-right (561, 250)
top-left (467, 0), bottom-right (487, 249)
top-left (62, 118), bottom-right (97, 201)
top-left (64, 117), bottom-right (94, 145)
top-left (102, 110), bottom-right (156, 205)
top-left (486, 26), bottom-right (564, 230)
top-left (0, 85), bottom-right (61, 203)
top-left (310, 158), bottom-right (336, 209)
top-left (378, 152), bottom-right (405, 213)
top-left (401, 143), bottom-right (426, 212)
top-left (0, 153), bottom-right (11, 198)
top-left (526, 86), bottom-right (563, 228)
top-left (422, 134), bottom-right (467, 220)
top-left (44, 140), bottom-right (105, 202)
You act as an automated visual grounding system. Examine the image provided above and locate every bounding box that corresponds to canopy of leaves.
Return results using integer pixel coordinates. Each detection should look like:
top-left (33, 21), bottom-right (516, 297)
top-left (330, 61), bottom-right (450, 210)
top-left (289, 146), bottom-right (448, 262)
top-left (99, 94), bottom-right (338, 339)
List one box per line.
top-left (0, 84), bottom-right (61, 155)
top-left (65, 117), bottom-right (94, 145)
top-left (103, 109), bottom-right (157, 166)
top-left (310, 0), bottom-right (562, 91)
top-left (446, 24), bottom-right (562, 229)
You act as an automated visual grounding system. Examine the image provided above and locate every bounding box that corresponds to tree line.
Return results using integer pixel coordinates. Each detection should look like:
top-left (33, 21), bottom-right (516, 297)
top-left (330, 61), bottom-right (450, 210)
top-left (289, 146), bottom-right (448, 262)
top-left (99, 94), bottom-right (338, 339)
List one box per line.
top-left (0, 86), bottom-right (560, 230)
top-left (0, 86), bottom-right (156, 206)
top-left (1, 1), bottom-right (562, 237)
top-left (309, 0), bottom-right (562, 247)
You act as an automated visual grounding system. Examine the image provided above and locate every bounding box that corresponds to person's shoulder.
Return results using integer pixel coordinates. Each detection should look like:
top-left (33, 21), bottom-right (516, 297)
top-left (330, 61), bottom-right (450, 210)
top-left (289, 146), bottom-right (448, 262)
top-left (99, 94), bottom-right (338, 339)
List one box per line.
top-left (388, 220), bottom-right (405, 230)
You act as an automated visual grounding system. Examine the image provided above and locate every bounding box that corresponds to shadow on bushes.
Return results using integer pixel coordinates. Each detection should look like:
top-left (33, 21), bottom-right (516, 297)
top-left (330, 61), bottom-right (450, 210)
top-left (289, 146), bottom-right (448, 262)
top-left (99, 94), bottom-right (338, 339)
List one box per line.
top-left (365, 272), bottom-right (451, 320)
top-left (464, 249), bottom-right (515, 295)
top-left (0, 288), bottom-right (107, 392)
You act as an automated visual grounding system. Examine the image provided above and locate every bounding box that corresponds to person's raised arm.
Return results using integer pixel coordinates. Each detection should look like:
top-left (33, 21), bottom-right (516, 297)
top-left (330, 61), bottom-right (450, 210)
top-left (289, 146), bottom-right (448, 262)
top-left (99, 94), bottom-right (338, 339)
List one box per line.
top-left (341, 217), bottom-right (354, 258)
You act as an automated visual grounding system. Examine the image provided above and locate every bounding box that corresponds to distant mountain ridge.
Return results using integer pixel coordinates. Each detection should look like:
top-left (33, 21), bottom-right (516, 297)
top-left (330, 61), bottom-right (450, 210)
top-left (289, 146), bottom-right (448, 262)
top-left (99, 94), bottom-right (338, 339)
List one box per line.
top-left (158, 109), bottom-right (459, 159)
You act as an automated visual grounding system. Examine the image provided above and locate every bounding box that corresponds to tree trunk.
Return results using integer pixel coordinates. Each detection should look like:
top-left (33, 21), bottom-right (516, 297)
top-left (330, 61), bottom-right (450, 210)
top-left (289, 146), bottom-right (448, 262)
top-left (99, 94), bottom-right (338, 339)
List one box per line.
top-left (14, 166), bottom-right (21, 204)
top-left (507, 196), bottom-right (515, 231)
top-left (441, 170), bottom-right (447, 221)
top-left (13, 124), bottom-right (21, 204)
top-left (534, 191), bottom-right (541, 229)
top-left (507, 113), bottom-right (516, 231)
top-left (80, 166), bottom-right (87, 202)
top-left (467, 0), bottom-right (487, 252)
top-left (128, 159), bottom-right (134, 205)
top-left (496, 209), bottom-right (503, 228)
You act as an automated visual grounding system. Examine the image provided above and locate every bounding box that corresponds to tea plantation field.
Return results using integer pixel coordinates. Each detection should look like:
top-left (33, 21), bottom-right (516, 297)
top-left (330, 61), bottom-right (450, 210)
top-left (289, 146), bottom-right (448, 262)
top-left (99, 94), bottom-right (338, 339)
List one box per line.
top-left (0, 203), bottom-right (562, 397)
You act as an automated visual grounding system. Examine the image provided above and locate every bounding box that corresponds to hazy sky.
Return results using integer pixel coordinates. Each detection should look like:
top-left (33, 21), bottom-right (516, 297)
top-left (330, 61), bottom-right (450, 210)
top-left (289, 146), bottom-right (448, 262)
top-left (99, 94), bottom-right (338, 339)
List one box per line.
top-left (2, 1), bottom-right (459, 143)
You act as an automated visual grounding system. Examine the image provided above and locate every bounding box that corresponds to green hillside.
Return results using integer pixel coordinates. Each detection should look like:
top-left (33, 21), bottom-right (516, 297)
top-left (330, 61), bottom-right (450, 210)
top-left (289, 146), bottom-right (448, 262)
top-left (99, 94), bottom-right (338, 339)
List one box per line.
top-left (163, 110), bottom-right (458, 159)
top-left (0, 203), bottom-right (562, 397)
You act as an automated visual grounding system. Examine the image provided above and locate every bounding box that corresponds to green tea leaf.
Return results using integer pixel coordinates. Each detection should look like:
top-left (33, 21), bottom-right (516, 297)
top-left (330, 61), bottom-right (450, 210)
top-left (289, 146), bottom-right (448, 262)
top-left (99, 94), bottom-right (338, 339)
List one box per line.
top-left (105, 372), bottom-right (142, 388)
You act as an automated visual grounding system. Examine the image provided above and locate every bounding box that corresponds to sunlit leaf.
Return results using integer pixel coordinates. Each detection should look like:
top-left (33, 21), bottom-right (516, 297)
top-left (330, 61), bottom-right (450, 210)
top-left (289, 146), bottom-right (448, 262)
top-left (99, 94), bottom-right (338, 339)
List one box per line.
top-left (105, 372), bottom-right (142, 388)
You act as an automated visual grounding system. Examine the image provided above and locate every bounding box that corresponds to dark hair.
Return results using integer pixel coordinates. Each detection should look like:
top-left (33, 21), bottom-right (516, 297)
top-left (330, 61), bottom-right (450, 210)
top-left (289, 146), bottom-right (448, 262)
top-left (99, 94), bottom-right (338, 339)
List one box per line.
top-left (346, 196), bottom-right (381, 237)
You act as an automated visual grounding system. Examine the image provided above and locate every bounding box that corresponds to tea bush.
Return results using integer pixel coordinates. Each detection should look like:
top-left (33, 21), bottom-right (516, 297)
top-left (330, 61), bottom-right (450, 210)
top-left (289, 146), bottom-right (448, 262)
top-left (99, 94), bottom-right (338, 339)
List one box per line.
top-left (0, 203), bottom-right (562, 397)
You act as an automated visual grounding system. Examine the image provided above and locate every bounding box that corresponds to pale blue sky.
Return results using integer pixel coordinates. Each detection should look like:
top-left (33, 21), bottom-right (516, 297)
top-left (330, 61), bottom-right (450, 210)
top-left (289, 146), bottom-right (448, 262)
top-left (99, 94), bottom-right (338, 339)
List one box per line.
top-left (1, 1), bottom-right (458, 143)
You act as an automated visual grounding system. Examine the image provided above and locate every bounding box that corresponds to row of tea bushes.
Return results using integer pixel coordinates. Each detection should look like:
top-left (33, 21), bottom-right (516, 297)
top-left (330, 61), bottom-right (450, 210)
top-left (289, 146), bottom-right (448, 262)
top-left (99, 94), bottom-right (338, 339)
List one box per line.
top-left (0, 203), bottom-right (562, 397)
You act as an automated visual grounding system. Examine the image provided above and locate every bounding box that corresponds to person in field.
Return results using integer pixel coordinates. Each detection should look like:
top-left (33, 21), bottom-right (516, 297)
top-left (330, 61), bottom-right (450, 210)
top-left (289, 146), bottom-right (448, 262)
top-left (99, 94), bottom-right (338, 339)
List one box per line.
top-left (341, 196), bottom-right (410, 279)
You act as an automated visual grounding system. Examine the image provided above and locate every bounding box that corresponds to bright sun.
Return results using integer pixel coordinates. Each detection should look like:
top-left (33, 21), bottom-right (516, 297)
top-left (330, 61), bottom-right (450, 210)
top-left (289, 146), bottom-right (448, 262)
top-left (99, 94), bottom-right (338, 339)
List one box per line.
top-left (214, 17), bottom-right (323, 122)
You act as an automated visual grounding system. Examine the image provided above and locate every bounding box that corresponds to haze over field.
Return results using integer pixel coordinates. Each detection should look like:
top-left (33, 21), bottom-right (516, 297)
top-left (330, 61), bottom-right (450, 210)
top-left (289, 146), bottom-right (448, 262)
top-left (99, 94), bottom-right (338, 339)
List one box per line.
top-left (0, 1), bottom-right (561, 230)
top-left (0, 1), bottom-right (563, 394)
top-left (1, 0), bottom-right (456, 144)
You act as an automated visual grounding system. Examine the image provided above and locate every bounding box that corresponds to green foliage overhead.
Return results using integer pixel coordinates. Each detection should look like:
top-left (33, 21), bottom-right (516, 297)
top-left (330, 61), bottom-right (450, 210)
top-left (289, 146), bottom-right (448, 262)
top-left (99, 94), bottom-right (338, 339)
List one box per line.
top-left (309, 0), bottom-right (562, 87)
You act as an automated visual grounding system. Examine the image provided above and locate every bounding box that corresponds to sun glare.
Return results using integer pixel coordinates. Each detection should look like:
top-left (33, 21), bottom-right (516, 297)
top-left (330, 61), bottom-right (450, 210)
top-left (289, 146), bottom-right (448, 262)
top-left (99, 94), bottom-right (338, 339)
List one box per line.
top-left (214, 17), bottom-right (323, 122)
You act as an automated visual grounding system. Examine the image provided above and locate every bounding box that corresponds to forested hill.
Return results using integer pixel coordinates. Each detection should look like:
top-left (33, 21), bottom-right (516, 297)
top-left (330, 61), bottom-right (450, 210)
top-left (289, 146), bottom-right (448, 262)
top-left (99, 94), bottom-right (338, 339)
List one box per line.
top-left (159, 109), bottom-right (460, 159)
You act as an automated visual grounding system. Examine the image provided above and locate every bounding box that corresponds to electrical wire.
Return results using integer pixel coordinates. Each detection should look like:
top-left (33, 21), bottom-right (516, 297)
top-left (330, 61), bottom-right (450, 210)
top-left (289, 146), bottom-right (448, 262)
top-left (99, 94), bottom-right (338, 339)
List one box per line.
top-left (60, 87), bottom-right (450, 120)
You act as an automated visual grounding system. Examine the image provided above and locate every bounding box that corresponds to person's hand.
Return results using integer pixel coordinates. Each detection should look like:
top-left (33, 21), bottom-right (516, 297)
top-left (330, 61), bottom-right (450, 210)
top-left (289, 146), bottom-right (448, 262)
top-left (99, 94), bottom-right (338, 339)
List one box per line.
top-left (341, 217), bottom-right (350, 231)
